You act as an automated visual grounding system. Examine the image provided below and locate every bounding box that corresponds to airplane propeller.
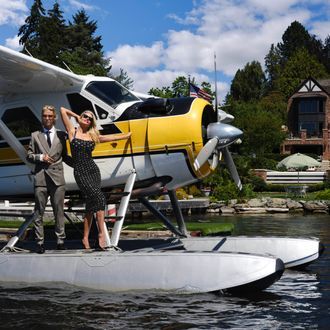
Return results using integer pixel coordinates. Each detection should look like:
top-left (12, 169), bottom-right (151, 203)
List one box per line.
top-left (223, 147), bottom-right (242, 190)
top-left (193, 137), bottom-right (219, 171)
top-left (193, 121), bottom-right (243, 190)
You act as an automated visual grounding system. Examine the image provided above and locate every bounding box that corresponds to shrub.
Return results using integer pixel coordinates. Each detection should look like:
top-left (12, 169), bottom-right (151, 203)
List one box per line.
top-left (314, 189), bottom-right (330, 200)
top-left (176, 188), bottom-right (189, 200)
top-left (250, 175), bottom-right (268, 192)
top-left (187, 185), bottom-right (203, 197)
top-left (211, 181), bottom-right (239, 202)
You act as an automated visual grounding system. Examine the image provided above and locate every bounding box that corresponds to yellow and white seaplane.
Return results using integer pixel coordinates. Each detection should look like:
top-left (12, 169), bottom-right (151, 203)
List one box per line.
top-left (0, 45), bottom-right (323, 293)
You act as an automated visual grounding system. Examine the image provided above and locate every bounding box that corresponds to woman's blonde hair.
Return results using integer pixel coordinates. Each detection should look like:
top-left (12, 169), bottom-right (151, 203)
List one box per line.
top-left (80, 110), bottom-right (100, 143)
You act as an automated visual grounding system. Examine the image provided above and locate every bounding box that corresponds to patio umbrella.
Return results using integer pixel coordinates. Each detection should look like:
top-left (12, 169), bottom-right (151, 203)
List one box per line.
top-left (277, 153), bottom-right (321, 170)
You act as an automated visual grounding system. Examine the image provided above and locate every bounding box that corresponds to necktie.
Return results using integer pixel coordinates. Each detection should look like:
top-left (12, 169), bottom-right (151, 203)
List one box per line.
top-left (45, 130), bottom-right (51, 147)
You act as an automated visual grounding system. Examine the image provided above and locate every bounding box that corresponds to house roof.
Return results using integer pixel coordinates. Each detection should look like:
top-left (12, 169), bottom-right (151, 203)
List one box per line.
top-left (318, 79), bottom-right (330, 95)
top-left (290, 77), bottom-right (330, 98)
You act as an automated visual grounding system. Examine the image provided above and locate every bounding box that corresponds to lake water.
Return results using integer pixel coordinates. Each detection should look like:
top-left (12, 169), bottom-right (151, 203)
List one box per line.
top-left (0, 213), bottom-right (329, 329)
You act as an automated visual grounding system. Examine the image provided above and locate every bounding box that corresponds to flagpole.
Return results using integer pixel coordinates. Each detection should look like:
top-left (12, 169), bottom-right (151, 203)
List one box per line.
top-left (214, 52), bottom-right (218, 117)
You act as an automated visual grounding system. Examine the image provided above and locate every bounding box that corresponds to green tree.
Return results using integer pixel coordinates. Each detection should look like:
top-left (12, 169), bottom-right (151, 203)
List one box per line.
top-left (172, 76), bottom-right (189, 97)
top-left (278, 21), bottom-right (312, 60)
top-left (259, 91), bottom-right (287, 122)
top-left (277, 48), bottom-right (328, 98)
top-left (61, 9), bottom-right (110, 75)
top-left (18, 0), bottom-right (46, 57)
top-left (264, 44), bottom-right (282, 91)
top-left (39, 2), bottom-right (66, 65)
top-left (230, 61), bottom-right (266, 102)
top-left (110, 69), bottom-right (133, 89)
top-left (322, 35), bottom-right (330, 73)
top-left (149, 86), bottom-right (174, 98)
top-left (148, 76), bottom-right (212, 99)
top-left (233, 102), bottom-right (286, 156)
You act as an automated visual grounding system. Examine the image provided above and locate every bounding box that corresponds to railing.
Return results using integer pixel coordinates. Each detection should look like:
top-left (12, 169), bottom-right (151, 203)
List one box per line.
top-left (266, 171), bottom-right (326, 184)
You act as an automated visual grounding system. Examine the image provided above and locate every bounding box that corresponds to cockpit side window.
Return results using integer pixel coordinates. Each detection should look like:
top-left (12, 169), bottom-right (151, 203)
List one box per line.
top-left (67, 93), bottom-right (97, 117)
top-left (0, 107), bottom-right (40, 145)
top-left (85, 81), bottom-right (139, 108)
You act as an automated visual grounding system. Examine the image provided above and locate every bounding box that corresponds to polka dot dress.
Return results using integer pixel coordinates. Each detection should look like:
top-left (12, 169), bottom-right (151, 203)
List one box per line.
top-left (71, 133), bottom-right (106, 213)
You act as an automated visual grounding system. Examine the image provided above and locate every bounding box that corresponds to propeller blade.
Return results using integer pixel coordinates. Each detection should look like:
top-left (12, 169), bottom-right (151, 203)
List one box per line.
top-left (210, 150), bottom-right (219, 170)
top-left (223, 147), bottom-right (242, 190)
top-left (194, 137), bottom-right (218, 171)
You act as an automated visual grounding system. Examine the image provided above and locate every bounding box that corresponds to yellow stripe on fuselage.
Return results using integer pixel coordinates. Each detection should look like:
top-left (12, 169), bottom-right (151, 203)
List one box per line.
top-left (1, 98), bottom-right (213, 179)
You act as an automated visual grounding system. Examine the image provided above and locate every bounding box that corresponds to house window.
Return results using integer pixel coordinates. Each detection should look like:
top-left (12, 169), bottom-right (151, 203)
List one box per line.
top-left (299, 122), bottom-right (317, 135)
top-left (299, 98), bottom-right (324, 113)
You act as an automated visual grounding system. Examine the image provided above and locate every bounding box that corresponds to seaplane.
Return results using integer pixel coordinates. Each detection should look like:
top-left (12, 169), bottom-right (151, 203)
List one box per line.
top-left (0, 45), bottom-right (323, 293)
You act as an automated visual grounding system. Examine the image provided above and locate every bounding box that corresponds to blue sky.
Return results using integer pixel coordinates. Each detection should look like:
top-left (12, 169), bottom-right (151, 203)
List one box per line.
top-left (0, 0), bottom-right (329, 101)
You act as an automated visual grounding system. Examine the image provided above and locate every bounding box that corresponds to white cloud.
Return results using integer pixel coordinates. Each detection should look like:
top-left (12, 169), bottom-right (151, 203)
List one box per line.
top-left (107, 0), bottom-right (330, 98)
top-left (107, 42), bottom-right (164, 72)
top-left (311, 21), bottom-right (330, 40)
top-left (68, 0), bottom-right (97, 11)
top-left (0, 0), bottom-right (28, 26)
top-left (5, 35), bottom-right (22, 50)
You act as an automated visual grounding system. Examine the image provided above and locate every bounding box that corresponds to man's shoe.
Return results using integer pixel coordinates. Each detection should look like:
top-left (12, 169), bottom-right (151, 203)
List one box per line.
top-left (37, 245), bottom-right (45, 254)
top-left (57, 243), bottom-right (66, 250)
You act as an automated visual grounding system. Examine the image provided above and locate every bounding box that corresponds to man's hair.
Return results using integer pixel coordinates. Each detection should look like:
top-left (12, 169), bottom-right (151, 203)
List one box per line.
top-left (42, 105), bottom-right (57, 120)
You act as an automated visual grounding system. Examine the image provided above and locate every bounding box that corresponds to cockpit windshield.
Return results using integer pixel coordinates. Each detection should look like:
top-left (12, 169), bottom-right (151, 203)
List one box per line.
top-left (85, 81), bottom-right (140, 108)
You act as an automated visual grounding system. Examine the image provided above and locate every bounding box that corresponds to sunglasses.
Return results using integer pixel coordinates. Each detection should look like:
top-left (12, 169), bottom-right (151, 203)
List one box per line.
top-left (82, 113), bottom-right (93, 122)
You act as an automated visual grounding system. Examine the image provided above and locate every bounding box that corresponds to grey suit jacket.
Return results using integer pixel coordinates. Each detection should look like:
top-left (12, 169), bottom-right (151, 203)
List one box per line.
top-left (27, 129), bottom-right (72, 187)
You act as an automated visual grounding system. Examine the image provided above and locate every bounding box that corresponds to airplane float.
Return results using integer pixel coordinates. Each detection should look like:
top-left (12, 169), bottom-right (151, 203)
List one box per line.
top-left (0, 45), bottom-right (323, 293)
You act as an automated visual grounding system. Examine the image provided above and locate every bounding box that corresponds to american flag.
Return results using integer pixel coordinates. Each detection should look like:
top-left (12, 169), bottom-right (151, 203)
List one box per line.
top-left (189, 83), bottom-right (212, 102)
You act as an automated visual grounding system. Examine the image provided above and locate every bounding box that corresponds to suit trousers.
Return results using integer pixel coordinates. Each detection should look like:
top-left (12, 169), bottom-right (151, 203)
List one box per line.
top-left (34, 175), bottom-right (66, 245)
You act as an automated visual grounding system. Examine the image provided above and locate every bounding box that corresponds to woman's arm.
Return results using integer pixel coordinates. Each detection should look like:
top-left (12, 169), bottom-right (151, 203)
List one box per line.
top-left (60, 107), bottom-right (79, 139)
top-left (99, 132), bottom-right (132, 143)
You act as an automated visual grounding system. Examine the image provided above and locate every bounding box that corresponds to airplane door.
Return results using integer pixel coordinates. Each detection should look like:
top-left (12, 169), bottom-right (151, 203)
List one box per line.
top-left (93, 117), bottom-right (156, 187)
top-left (127, 118), bottom-right (156, 181)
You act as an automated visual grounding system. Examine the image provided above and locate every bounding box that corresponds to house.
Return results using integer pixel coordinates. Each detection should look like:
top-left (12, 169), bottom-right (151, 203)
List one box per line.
top-left (281, 77), bottom-right (330, 168)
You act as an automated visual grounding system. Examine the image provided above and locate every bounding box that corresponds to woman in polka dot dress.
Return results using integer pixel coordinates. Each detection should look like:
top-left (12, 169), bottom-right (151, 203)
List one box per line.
top-left (60, 107), bottom-right (131, 249)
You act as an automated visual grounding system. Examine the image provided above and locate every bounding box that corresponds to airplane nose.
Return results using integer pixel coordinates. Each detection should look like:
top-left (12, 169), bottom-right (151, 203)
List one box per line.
top-left (207, 122), bottom-right (243, 147)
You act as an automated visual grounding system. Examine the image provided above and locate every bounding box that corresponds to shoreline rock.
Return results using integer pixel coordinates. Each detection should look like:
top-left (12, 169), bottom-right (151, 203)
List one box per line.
top-left (207, 197), bottom-right (329, 215)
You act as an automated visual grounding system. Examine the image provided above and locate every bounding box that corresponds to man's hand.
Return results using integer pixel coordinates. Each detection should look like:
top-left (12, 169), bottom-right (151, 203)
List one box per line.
top-left (43, 154), bottom-right (54, 164)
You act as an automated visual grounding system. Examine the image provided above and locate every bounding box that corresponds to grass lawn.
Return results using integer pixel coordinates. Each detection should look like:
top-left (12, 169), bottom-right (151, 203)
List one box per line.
top-left (0, 219), bottom-right (234, 237)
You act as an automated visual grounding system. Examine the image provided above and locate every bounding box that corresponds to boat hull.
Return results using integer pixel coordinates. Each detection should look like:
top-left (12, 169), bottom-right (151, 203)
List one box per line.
top-left (0, 249), bottom-right (284, 293)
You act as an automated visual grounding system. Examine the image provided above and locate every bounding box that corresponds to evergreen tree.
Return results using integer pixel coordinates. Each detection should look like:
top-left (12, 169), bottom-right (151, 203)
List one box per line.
top-left (230, 61), bottom-right (265, 102)
top-left (61, 9), bottom-right (110, 75)
top-left (110, 69), bottom-right (133, 89)
top-left (18, 0), bottom-right (46, 57)
top-left (278, 21), bottom-right (312, 61)
top-left (264, 44), bottom-right (282, 91)
top-left (277, 48), bottom-right (328, 98)
top-left (322, 35), bottom-right (330, 73)
top-left (39, 2), bottom-right (66, 65)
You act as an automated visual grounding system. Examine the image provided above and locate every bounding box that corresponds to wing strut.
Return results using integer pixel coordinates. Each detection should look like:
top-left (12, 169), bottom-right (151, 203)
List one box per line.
top-left (0, 119), bottom-right (33, 169)
top-left (110, 169), bottom-right (137, 247)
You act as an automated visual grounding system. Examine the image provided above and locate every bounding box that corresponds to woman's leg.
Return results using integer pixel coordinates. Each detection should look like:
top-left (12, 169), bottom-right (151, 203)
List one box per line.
top-left (82, 212), bottom-right (93, 249)
top-left (96, 209), bottom-right (106, 249)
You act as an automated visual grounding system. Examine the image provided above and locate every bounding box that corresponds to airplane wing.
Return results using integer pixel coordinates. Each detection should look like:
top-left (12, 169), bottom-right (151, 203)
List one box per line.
top-left (0, 45), bottom-right (84, 95)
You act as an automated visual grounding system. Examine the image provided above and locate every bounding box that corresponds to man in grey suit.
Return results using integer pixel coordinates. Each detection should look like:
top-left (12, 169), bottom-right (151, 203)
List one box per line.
top-left (27, 105), bottom-right (72, 254)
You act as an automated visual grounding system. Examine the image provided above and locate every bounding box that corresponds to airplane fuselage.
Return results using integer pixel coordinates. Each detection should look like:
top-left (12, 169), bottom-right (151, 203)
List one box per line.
top-left (0, 76), bottom-right (216, 198)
